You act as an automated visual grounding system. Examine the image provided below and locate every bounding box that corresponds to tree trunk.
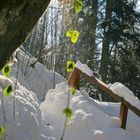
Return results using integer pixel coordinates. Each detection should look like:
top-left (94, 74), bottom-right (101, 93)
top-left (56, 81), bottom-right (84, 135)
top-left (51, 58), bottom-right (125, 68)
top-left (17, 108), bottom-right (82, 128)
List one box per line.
top-left (99, 0), bottom-right (113, 82)
top-left (38, 12), bottom-right (47, 63)
top-left (0, 0), bottom-right (51, 69)
top-left (88, 0), bottom-right (98, 71)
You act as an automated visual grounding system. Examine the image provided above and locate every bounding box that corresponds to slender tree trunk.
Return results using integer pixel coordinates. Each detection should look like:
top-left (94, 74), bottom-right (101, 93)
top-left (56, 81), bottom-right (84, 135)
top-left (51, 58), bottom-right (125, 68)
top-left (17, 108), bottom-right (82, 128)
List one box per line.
top-left (88, 0), bottom-right (98, 70)
top-left (30, 25), bottom-right (38, 56)
top-left (99, 0), bottom-right (113, 82)
top-left (0, 0), bottom-right (51, 69)
top-left (38, 12), bottom-right (47, 62)
top-left (89, 1), bottom-right (98, 59)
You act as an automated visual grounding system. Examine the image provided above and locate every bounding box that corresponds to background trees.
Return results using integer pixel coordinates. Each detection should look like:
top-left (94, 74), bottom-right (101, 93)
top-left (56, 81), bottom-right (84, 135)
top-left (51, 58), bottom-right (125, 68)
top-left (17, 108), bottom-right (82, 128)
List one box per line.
top-left (23, 0), bottom-right (140, 100)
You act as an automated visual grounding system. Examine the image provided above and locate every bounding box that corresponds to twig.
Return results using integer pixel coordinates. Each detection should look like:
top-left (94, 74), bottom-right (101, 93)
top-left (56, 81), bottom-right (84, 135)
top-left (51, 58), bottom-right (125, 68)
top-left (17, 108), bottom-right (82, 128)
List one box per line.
top-left (13, 62), bottom-right (19, 120)
top-left (60, 89), bottom-right (70, 140)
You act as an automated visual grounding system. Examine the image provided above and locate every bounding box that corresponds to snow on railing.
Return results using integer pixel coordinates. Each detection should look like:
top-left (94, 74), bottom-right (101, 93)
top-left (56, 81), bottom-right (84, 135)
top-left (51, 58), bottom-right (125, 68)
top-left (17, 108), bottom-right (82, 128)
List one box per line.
top-left (68, 61), bottom-right (140, 129)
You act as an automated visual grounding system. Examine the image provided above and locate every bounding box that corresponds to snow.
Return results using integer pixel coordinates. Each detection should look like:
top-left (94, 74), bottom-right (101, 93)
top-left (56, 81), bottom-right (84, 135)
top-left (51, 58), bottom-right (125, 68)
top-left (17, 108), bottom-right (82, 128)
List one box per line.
top-left (0, 75), bottom-right (14, 88)
top-left (40, 82), bottom-right (140, 140)
top-left (0, 76), bottom-right (43, 140)
top-left (97, 100), bottom-right (140, 140)
top-left (0, 50), bottom-right (140, 140)
top-left (9, 49), bottom-right (64, 102)
top-left (109, 82), bottom-right (140, 110)
top-left (76, 60), bottom-right (93, 76)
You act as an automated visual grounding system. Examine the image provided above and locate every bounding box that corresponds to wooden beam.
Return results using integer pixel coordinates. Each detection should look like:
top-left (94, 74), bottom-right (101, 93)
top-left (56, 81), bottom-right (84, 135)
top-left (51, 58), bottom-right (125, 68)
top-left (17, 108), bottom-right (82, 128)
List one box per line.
top-left (120, 102), bottom-right (128, 129)
top-left (75, 68), bottom-right (122, 101)
top-left (68, 68), bottom-right (80, 90)
top-left (69, 68), bottom-right (140, 118)
top-left (123, 100), bottom-right (140, 117)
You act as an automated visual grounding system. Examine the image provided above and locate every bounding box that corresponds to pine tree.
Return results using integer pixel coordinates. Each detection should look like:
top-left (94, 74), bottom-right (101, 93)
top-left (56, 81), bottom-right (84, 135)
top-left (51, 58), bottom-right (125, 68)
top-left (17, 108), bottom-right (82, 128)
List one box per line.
top-left (108, 0), bottom-right (140, 97)
top-left (99, 0), bottom-right (113, 82)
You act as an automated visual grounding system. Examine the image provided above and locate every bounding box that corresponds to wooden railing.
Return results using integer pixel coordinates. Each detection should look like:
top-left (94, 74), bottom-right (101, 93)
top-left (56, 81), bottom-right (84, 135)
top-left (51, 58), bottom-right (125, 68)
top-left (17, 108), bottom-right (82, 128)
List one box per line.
top-left (68, 68), bottom-right (140, 129)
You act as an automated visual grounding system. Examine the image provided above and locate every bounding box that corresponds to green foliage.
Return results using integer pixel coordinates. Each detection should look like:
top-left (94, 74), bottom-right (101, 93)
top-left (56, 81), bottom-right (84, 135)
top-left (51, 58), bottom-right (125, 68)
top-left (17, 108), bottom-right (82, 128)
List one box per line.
top-left (66, 30), bottom-right (80, 44)
top-left (3, 85), bottom-right (14, 97)
top-left (66, 123), bottom-right (70, 128)
top-left (1, 64), bottom-right (14, 97)
top-left (74, 0), bottom-right (83, 13)
top-left (1, 64), bottom-right (11, 77)
top-left (69, 87), bottom-right (76, 95)
top-left (61, 1), bottom-right (82, 137)
top-left (66, 61), bottom-right (76, 73)
top-left (63, 107), bottom-right (72, 120)
top-left (0, 127), bottom-right (5, 139)
top-left (107, 0), bottom-right (140, 99)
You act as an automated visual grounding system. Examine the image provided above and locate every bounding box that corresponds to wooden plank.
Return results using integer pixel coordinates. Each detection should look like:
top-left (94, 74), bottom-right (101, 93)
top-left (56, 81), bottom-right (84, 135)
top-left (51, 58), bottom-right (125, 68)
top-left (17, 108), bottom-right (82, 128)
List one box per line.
top-left (68, 68), bottom-right (80, 90)
top-left (88, 74), bottom-right (140, 117)
top-left (123, 100), bottom-right (140, 117)
top-left (120, 102), bottom-right (128, 129)
top-left (77, 68), bottom-right (122, 101)
top-left (69, 68), bottom-right (140, 118)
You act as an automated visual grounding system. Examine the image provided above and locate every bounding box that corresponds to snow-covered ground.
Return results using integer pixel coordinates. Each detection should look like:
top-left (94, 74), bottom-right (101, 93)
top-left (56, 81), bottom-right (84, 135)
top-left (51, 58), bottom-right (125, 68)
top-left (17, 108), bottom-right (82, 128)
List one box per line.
top-left (40, 82), bottom-right (140, 140)
top-left (10, 49), bottom-right (64, 102)
top-left (109, 82), bottom-right (140, 110)
top-left (0, 76), bottom-right (42, 140)
top-left (0, 50), bottom-right (140, 140)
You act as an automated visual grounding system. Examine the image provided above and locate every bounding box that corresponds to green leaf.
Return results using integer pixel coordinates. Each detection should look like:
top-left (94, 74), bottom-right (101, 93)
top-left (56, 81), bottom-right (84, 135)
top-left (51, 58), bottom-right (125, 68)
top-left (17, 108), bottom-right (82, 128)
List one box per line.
top-left (69, 87), bottom-right (76, 95)
top-left (63, 108), bottom-right (72, 119)
top-left (66, 30), bottom-right (80, 43)
top-left (71, 36), bottom-right (78, 44)
top-left (66, 61), bottom-right (76, 73)
top-left (66, 123), bottom-right (71, 128)
top-left (71, 31), bottom-right (79, 43)
top-left (74, 0), bottom-right (83, 13)
top-left (66, 30), bottom-right (73, 37)
top-left (73, 31), bottom-right (80, 38)
top-left (3, 85), bottom-right (14, 97)
top-left (1, 64), bottom-right (11, 77)
top-left (0, 127), bottom-right (5, 138)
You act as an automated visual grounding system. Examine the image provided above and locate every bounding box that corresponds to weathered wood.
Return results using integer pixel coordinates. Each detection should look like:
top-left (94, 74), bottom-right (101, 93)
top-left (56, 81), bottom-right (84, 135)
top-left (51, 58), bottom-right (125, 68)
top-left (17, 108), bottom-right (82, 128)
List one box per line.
top-left (74, 68), bottom-right (122, 101)
top-left (75, 68), bottom-right (140, 117)
top-left (0, 0), bottom-right (51, 69)
top-left (123, 100), bottom-right (140, 117)
top-left (68, 68), bottom-right (80, 90)
top-left (68, 68), bottom-right (140, 129)
top-left (120, 102), bottom-right (128, 129)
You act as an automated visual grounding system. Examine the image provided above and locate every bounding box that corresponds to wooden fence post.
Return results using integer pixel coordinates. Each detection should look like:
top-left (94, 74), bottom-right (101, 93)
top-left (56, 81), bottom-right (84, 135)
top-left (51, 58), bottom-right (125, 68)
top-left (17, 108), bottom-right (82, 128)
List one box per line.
top-left (119, 102), bottom-right (128, 129)
top-left (68, 67), bottom-right (140, 130)
top-left (68, 68), bottom-right (80, 90)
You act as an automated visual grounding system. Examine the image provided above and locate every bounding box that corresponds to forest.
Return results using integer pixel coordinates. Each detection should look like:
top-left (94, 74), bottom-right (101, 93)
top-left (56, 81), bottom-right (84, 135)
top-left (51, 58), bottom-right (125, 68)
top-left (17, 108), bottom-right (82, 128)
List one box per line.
top-left (23, 0), bottom-right (140, 100)
top-left (0, 0), bottom-right (140, 140)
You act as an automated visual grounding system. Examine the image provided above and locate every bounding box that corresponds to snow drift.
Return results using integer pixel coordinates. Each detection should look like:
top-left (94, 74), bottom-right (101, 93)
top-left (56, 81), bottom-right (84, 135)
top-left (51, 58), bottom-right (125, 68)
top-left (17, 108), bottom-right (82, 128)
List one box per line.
top-left (10, 49), bottom-right (64, 102)
top-left (40, 81), bottom-right (140, 140)
top-left (0, 50), bottom-right (140, 140)
top-left (109, 82), bottom-right (140, 110)
top-left (0, 75), bottom-right (42, 140)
